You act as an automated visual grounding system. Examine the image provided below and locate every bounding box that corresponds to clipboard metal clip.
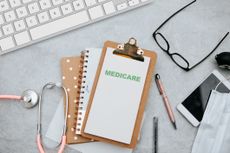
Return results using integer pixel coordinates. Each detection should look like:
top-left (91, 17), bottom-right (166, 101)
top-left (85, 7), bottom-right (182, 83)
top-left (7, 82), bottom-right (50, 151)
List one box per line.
top-left (113, 38), bottom-right (145, 62)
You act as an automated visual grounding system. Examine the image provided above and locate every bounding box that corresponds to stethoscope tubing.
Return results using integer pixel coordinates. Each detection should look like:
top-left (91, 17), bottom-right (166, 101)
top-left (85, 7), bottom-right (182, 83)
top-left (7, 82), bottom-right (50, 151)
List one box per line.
top-left (0, 95), bottom-right (22, 100)
top-left (37, 135), bottom-right (66, 153)
top-left (36, 82), bottom-right (69, 153)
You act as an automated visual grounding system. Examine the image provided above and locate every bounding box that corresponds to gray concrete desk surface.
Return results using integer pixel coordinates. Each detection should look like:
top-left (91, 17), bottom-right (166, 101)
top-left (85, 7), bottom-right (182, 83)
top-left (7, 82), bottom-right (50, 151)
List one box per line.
top-left (0, 0), bottom-right (230, 152)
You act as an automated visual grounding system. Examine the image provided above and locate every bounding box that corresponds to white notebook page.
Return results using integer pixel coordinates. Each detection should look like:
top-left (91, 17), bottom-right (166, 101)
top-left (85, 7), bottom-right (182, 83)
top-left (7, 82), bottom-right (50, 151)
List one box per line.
top-left (84, 47), bottom-right (150, 144)
top-left (76, 48), bottom-right (102, 134)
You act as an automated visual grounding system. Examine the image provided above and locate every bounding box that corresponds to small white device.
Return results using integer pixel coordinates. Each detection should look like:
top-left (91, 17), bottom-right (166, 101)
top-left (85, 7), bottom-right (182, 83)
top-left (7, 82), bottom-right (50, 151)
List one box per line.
top-left (0, 0), bottom-right (152, 55)
top-left (177, 70), bottom-right (230, 127)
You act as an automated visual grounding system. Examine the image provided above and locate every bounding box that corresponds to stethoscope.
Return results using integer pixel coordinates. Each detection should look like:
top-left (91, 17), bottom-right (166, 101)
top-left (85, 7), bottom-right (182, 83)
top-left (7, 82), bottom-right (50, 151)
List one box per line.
top-left (36, 82), bottom-right (69, 153)
top-left (0, 90), bottom-right (39, 108)
top-left (0, 82), bottom-right (68, 152)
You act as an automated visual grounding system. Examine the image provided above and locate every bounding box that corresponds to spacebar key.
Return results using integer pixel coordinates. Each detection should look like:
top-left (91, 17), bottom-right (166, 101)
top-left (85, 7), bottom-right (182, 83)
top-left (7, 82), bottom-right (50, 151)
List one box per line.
top-left (30, 11), bottom-right (89, 40)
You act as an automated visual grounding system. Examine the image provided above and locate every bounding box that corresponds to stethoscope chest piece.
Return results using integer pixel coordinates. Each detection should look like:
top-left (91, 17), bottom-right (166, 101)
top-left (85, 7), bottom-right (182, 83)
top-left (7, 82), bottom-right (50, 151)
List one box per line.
top-left (21, 90), bottom-right (39, 108)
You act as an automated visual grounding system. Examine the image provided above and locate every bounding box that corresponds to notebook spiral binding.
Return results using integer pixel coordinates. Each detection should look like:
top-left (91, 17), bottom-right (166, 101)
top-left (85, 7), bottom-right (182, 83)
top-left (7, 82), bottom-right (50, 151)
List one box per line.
top-left (76, 50), bottom-right (89, 134)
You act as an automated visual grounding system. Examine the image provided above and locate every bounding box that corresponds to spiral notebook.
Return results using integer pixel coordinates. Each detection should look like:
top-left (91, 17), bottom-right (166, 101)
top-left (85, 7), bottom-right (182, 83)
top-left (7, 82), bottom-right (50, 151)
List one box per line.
top-left (60, 48), bottom-right (102, 143)
top-left (75, 48), bottom-right (103, 134)
top-left (81, 40), bottom-right (157, 148)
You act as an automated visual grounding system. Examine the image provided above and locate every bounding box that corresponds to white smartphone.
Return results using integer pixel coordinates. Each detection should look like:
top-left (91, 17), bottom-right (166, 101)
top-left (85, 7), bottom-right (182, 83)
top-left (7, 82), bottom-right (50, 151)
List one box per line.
top-left (177, 70), bottom-right (230, 127)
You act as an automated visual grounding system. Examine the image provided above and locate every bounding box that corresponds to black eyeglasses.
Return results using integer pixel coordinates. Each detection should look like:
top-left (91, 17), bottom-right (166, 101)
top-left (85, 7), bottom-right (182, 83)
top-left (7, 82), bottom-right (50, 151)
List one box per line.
top-left (152, 0), bottom-right (229, 71)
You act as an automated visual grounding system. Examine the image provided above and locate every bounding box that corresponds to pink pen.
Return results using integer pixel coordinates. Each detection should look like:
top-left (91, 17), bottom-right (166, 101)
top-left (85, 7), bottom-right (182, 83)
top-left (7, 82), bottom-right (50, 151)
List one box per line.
top-left (155, 74), bottom-right (177, 130)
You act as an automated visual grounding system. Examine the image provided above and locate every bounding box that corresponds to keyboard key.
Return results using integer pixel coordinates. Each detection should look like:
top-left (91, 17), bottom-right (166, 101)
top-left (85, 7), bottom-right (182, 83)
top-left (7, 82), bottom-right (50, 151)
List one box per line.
top-left (84, 0), bottom-right (96, 7)
top-left (61, 3), bottom-right (73, 15)
top-left (14, 31), bottom-right (31, 45)
top-left (37, 11), bottom-right (49, 23)
top-left (128, 0), bottom-right (139, 6)
top-left (2, 24), bottom-right (14, 35)
top-left (14, 20), bottom-right (26, 31)
top-left (4, 11), bottom-right (16, 22)
top-left (52, 0), bottom-right (63, 5)
top-left (117, 3), bottom-right (127, 10)
top-left (16, 7), bottom-right (28, 18)
top-left (26, 16), bottom-right (38, 27)
top-left (0, 15), bottom-right (4, 25)
top-left (0, 36), bottom-right (15, 51)
top-left (40, 0), bottom-right (52, 10)
top-left (103, 1), bottom-right (115, 14)
top-left (30, 11), bottom-right (89, 40)
top-left (28, 2), bottom-right (40, 14)
top-left (49, 7), bottom-right (61, 19)
top-left (88, 5), bottom-right (104, 19)
top-left (22, 0), bottom-right (32, 3)
top-left (9, 0), bottom-right (21, 8)
top-left (0, 0), bottom-right (9, 12)
top-left (72, 0), bottom-right (84, 11)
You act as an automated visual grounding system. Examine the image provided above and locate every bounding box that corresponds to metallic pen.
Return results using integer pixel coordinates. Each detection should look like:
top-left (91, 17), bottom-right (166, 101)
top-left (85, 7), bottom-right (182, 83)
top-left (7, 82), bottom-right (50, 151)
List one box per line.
top-left (153, 117), bottom-right (158, 153)
top-left (155, 74), bottom-right (177, 130)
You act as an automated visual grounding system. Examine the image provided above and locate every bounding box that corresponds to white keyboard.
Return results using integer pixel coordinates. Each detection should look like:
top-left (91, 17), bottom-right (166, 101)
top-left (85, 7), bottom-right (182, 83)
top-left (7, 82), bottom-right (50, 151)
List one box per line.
top-left (0, 0), bottom-right (152, 55)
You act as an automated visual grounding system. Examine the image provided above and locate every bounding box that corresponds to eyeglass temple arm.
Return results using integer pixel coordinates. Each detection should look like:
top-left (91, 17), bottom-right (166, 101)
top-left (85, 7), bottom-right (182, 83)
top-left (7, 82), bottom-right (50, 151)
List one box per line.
top-left (153, 0), bottom-right (196, 33)
top-left (190, 32), bottom-right (229, 70)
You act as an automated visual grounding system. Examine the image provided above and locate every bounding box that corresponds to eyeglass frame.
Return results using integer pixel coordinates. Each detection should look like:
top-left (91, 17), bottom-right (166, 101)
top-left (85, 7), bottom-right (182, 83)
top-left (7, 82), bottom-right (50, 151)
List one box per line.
top-left (152, 0), bottom-right (229, 71)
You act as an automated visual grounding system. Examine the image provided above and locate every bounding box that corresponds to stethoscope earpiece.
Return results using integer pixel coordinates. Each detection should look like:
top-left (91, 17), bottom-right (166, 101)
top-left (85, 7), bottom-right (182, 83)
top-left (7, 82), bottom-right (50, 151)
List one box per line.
top-left (21, 90), bottom-right (39, 108)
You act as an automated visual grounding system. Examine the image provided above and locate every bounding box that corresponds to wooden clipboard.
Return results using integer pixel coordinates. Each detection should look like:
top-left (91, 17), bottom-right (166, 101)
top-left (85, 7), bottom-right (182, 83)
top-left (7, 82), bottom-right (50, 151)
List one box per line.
top-left (81, 40), bottom-right (157, 148)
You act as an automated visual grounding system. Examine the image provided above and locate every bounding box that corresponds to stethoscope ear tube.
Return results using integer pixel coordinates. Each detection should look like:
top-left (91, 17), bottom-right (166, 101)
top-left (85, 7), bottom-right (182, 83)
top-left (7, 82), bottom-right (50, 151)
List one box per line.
top-left (36, 82), bottom-right (69, 153)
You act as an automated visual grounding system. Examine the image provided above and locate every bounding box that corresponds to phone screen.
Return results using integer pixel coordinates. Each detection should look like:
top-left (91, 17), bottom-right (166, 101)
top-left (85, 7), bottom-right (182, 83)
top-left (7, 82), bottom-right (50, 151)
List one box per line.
top-left (182, 73), bottom-right (230, 121)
